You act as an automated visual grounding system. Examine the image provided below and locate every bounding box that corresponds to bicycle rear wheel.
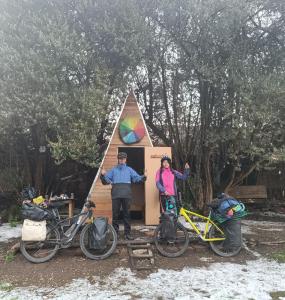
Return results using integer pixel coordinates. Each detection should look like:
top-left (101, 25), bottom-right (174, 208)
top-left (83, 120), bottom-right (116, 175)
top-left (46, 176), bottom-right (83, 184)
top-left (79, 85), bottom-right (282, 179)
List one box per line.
top-left (20, 224), bottom-right (60, 263)
top-left (154, 222), bottom-right (189, 258)
top-left (80, 223), bottom-right (117, 260)
top-left (208, 224), bottom-right (242, 257)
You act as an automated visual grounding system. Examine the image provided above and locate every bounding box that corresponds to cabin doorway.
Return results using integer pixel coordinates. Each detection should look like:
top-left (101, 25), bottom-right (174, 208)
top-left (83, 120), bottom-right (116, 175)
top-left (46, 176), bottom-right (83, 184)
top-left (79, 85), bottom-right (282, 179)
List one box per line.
top-left (118, 147), bottom-right (145, 222)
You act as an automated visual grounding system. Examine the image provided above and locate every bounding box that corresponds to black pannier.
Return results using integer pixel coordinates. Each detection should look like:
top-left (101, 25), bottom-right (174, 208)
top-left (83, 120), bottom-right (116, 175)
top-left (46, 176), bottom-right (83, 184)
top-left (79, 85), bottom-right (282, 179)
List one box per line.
top-left (160, 212), bottom-right (177, 241)
top-left (21, 203), bottom-right (51, 221)
top-left (221, 219), bottom-right (242, 250)
top-left (88, 217), bottom-right (109, 250)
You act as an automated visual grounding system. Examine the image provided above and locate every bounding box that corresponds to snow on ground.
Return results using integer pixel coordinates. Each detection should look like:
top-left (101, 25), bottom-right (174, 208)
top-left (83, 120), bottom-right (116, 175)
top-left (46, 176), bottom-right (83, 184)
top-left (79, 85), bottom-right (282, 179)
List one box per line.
top-left (0, 259), bottom-right (285, 300)
top-left (0, 223), bottom-right (22, 243)
top-left (1, 220), bottom-right (285, 299)
top-left (242, 220), bottom-right (285, 235)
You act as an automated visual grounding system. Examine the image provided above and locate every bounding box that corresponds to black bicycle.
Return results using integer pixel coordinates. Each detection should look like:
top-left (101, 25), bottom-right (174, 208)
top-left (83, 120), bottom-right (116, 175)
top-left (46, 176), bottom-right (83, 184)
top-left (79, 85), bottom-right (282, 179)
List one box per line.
top-left (20, 201), bottom-right (117, 263)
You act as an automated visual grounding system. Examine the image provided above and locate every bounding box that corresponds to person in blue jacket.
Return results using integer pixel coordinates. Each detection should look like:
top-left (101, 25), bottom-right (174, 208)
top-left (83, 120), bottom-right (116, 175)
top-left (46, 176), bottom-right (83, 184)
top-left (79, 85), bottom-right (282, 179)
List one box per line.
top-left (100, 152), bottom-right (147, 240)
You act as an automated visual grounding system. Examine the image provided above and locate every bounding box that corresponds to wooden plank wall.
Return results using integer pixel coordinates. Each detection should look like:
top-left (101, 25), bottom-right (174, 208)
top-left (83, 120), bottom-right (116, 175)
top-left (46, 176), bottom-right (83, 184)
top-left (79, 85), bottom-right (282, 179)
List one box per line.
top-left (90, 92), bottom-right (152, 221)
top-left (144, 147), bottom-right (172, 225)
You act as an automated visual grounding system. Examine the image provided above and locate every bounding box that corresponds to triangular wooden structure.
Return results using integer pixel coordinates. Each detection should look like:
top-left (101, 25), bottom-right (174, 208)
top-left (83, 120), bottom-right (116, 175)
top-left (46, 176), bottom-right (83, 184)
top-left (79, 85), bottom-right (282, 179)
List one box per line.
top-left (89, 90), bottom-right (153, 220)
top-left (89, 90), bottom-right (172, 224)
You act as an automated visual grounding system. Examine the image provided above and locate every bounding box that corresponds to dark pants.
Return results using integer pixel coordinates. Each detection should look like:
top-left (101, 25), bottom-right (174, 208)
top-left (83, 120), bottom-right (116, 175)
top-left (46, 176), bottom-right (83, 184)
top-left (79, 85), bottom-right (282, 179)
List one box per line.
top-left (112, 198), bottom-right (131, 235)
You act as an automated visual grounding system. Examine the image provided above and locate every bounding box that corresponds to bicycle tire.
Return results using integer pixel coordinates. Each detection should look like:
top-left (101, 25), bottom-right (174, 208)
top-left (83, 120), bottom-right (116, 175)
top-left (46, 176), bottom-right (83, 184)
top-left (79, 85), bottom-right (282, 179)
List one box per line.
top-left (154, 222), bottom-right (189, 258)
top-left (79, 223), bottom-right (117, 260)
top-left (208, 225), bottom-right (242, 257)
top-left (20, 224), bottom-right (60, 263)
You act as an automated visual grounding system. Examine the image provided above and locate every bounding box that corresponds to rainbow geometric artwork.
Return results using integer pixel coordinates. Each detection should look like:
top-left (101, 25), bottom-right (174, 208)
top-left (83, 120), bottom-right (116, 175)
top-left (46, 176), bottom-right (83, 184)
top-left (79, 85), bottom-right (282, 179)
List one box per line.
top-left (119, 116), bottom-right (145, 144)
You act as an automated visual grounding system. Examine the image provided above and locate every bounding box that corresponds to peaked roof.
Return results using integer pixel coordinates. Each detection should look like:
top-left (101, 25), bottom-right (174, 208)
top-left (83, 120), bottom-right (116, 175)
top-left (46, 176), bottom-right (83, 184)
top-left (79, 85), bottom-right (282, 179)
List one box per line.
top-left (88, 90), bottom-right (152, 196)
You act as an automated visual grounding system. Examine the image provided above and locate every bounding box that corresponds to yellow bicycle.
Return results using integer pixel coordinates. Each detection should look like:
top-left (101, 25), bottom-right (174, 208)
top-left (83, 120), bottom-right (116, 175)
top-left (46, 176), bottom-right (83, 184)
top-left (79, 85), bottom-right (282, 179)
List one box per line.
top-left (154, 205), bottom-right (242, 258)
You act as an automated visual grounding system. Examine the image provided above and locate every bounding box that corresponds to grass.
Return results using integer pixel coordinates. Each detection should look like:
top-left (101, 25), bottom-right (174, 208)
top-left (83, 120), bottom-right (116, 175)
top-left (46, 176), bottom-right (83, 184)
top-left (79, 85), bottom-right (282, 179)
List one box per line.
top-left (270, 251), bottom-right (285, 263)
top-left (4, 251), bottom-right (15, 263)
top-left (270, 291), bottom-right (285, 300)
top-left (0, 282), bottom-right (14, 292)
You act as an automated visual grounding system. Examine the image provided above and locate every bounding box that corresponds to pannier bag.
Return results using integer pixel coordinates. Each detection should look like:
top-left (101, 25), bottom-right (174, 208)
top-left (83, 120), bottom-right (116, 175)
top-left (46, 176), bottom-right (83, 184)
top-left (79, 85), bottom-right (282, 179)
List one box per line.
top-left (88, 217), bottom-right (109, 250)
top-left (22, 219), bottom-right (47, 241)
top-left (217, 198), bottom-right (244, 216)
top-left (210, 196), bottom-right (247, 223)
top-left (221, 219), bottom-right (242, 250)
top-left (21, 203), bottom-right (51, 221)
top-left (160, 212), bottom-right (177, 241)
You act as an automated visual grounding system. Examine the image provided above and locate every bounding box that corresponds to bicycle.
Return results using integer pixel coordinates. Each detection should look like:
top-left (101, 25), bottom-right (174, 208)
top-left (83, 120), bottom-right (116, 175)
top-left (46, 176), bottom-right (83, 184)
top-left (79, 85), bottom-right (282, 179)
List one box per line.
top-left (154, 201), bottom-right (242, 258)
top-left (20, 201), bottom-right (117, 263)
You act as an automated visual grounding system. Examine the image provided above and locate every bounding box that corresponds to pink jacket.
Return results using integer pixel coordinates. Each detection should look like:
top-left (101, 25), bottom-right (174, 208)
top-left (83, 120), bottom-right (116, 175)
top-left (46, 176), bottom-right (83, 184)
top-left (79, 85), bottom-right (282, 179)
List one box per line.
top-left (155, 167), bottom-right (190, 196)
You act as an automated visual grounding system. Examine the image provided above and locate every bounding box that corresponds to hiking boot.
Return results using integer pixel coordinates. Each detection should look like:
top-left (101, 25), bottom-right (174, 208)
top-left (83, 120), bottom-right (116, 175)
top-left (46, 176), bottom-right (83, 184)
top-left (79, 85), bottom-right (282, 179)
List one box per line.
top-left (124, 234), bottom-right (134, 240)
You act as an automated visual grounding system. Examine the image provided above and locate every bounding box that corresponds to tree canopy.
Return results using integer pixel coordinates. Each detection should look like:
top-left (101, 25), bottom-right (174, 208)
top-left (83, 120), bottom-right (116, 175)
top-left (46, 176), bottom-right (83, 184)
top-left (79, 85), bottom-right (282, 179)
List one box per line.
top-left (0, 0), bottom-right (284, 208)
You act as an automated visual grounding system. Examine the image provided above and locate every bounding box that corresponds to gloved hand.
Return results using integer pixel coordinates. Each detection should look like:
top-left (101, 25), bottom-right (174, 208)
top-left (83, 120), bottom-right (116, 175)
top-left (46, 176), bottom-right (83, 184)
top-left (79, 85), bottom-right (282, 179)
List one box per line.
top-left (100, 174), bottom-right (109, 185)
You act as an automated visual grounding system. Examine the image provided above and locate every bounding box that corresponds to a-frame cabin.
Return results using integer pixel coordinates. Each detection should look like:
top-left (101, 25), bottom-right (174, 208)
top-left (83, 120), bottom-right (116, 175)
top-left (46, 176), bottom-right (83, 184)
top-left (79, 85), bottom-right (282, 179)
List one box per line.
top-left (89, 90), bottom-right (171, 225)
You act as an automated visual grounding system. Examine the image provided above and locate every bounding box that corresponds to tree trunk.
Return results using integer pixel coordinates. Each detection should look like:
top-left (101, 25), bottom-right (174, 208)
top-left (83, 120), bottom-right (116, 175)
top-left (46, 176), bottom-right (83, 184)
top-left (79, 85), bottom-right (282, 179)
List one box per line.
top-left (196, 148), bottom-right (213, 210)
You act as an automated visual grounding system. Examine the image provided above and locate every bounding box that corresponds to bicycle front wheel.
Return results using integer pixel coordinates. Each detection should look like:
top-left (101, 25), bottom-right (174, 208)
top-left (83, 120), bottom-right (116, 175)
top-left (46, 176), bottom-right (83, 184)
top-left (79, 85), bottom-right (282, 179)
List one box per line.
top-left (208, 224), bottom-right (242, 257)
top-left (154, 222), bottom-right (189, 258)
top-left (20, 224), bottom-right (60, 263)
top-left (80, 223), bottom-right (117, 260)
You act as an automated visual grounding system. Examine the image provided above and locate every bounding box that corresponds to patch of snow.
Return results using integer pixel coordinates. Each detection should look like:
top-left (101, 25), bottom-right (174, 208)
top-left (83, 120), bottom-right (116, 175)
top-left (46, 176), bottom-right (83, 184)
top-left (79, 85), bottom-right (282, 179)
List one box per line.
top-left (242, 220), bottom-right (285, 228)
top-left (242, 239), bottom-right (262, 258)
top-left (241, 220), bottom-right (285, 236)
top-left (261, 211), bottom-right (285, 218)
top-left (199, 257), bottom-right (214, 262)
top-left (257, 227), bottom-right (284, 232)
top-left (139, 228), bottom-right (150, 232)
top-left (1, 259), bottom-right (285, 299)
top-left (241, 225), bottom-right (255, 235)
top-left (0, 223), bottom-right (22, 243)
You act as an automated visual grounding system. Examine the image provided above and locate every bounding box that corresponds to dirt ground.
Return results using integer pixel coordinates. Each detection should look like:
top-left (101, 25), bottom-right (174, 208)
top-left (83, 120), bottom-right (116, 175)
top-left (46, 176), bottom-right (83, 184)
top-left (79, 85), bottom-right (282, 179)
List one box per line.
top-left (0, 216), bottom-right (285, 288)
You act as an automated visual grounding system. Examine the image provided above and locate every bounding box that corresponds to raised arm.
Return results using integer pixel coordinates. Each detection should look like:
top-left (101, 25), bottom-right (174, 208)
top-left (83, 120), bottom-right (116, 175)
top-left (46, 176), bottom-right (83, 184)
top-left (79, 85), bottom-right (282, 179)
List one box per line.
top-left (173, 166), bottom-right (190, 181)
top-left (101, 168), bottom-right (114, 184)
top-left (129, 167), bottom-right (145, 183)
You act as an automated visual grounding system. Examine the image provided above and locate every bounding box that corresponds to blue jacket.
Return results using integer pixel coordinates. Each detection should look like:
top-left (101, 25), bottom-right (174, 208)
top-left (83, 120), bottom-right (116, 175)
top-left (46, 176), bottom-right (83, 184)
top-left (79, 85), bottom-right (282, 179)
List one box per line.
top-left (103, 164), bottom-right (144, 184)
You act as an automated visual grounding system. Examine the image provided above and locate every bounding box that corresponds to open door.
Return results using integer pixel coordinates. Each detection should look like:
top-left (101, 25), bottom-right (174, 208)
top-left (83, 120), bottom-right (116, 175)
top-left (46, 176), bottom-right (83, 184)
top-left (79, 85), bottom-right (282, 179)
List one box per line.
top-left (119, 147), bottom-right (145, 221)
top-left (144, 147), bottom-right (172, 225)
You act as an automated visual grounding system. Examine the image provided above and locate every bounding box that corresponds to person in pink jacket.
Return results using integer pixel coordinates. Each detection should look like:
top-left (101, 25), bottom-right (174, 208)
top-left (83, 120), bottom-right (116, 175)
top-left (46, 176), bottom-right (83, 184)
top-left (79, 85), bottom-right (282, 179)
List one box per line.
top-left (155, 155), bottom-right (190, 212)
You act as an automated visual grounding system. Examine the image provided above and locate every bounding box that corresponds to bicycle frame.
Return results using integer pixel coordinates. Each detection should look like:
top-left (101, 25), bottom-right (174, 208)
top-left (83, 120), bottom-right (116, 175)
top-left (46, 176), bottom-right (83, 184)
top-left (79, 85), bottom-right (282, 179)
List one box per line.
top-left (179, 207), bottom-right (225, 242)
top-left (49, 209), bottom-right (93, 245)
